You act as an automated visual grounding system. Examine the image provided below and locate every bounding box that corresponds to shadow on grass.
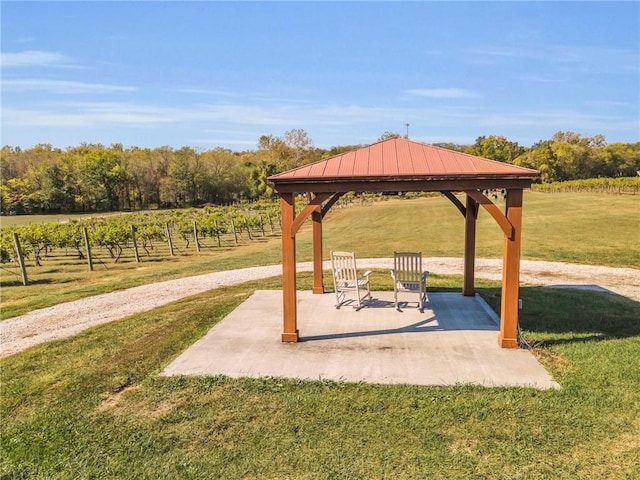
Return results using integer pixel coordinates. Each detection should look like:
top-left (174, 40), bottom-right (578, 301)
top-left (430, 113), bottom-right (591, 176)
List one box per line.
top-left (476, 286), bottom-right (640, 346)
top-left (0, 277), bottom-right (59, 287)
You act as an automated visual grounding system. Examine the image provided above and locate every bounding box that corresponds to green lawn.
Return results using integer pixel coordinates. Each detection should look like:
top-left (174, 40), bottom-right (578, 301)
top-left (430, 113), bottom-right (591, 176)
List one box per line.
top-left (2, 191), bottom-right (639, 319)
top-left (1, 273), bottom-right (639, 478)
top-left (320, 192), bottom-right (640, 266)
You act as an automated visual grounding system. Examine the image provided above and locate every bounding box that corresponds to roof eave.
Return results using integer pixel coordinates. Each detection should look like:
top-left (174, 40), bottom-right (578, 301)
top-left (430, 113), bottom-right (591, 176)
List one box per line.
top-left (268, 175), bottom-right (538, 194)
top-left (269, 173), bottom-right (540, 183)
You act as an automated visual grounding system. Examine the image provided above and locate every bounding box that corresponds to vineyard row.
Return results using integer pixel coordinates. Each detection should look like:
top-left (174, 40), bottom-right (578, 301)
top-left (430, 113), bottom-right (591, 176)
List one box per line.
top-left (0, 194), bottom-right (374, 285)
top-left (531, 176), bottom-right (640, 194)
top-left (1, 203), bottom-right (286, 284)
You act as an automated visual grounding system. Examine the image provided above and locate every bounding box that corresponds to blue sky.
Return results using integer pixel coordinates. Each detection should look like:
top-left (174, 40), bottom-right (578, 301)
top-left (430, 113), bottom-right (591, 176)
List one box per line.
top-left (2, 1), bottom-right (639, 151)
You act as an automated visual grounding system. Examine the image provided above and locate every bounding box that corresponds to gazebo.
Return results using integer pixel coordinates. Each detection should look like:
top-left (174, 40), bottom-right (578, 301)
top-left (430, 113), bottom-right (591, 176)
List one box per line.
top-left (267, 137), bottom-right (540, 348)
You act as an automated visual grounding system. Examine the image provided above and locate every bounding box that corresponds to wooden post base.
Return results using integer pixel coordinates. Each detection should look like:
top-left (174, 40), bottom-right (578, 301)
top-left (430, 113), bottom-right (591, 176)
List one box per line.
top-left (498, 334), bottom-right (518, 348)
top-left (282, 331), bottom-right (299, 342)
top-left (312, 286), bottom-right (325, 294)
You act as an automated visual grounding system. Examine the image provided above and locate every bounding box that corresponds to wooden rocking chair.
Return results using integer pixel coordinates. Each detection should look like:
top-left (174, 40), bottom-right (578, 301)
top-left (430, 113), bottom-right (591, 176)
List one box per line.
top-left (391, 251), bottom-right (429, 312)
top-left (330, 251), bottom-right (372, 309)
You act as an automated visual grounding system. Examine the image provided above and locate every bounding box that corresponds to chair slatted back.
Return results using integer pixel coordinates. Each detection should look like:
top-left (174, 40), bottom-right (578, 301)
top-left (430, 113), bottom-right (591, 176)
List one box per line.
top-left (331, 251), bottom-right (358, 286)
top-left (394, 252), bottom-right (423, 284)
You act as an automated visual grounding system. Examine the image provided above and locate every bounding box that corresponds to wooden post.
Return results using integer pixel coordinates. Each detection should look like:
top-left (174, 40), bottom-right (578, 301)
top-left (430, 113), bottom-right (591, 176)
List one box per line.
top-left (499, 188), bottom-right (523, 348)
top-left (12, 233), bottom-right (28, 285)
top-left (231, 219), bottom-right (238, 244)
top-left (463, 195), bottom-right (477, 296)
top-left (267, 213), bottom-right (274, 234)
top-left (214, 219), bottom-right (221, 247)
top-left (83, 227), bottom-right (94, 271)
top-left (281, 193), bottom-right (299, 342)
top-left (130, 225), bottom-right (140, 263)
top-left (245, 218), bottom-right (253, 240)
top-left (312, 200), bottom-right (324, 294)
top-left (165, 223), bottom-right (174, 256)
top-left (193, 221), bottom-right (200, 252)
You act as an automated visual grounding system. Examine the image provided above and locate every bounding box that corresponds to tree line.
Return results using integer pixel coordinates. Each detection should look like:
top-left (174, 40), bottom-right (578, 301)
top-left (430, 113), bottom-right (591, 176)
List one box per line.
top-left (1, 129), bottom-right (638, 215)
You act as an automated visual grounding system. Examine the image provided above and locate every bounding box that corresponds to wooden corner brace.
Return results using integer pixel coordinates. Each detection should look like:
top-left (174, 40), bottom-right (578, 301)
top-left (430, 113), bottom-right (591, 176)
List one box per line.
top-left (464, 190), bottom-right (515, 240)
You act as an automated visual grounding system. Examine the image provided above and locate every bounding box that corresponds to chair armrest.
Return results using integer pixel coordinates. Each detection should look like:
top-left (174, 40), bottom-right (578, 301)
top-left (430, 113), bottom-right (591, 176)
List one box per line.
top-left (363, 270), bottom-right (372, 278)
top-left (390, 269), bottom-right (396, 280)
top-left (421, 271), bottom-right (429, 281)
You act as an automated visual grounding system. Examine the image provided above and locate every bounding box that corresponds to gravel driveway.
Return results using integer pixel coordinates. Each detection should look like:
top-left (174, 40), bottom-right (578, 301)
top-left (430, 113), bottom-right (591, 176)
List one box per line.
top-left (1, 258), bottom-right (638, 359)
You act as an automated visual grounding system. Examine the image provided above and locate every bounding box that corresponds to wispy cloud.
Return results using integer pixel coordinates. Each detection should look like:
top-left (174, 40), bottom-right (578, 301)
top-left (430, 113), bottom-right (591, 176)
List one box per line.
top-left (2, 79), bottom-right (137, 93)
top-left (1, 50), bottom-right (74, 68)
top-left (516, 74), bottom-right (568, 83)
top-left (1, 100), bottom-right (471, 131)
top-left (191, 137), bottom-right (257, 146)
top-left (3, 98), bottom-right (637, 147)
top-left (476, 110), bottom-right (638, 132)
top-left (406, 88), bottom-right (478, 99)
top-left (3, 102), bottom-right (174, 128)
top-left (178, 88), bottom-right (240, 97)
top-left (467, 44), bottom-right (639, 75)
top-left (584, 100), bottom-right (637, 109)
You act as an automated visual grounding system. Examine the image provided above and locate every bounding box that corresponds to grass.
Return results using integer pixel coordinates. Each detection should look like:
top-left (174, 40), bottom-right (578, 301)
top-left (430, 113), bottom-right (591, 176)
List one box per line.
top-left (2, 191), bottom-right (638, 319)
top-left (321, 192), bottom-right (640, 266)
top-left (2, 273), bottom-right (639, 478)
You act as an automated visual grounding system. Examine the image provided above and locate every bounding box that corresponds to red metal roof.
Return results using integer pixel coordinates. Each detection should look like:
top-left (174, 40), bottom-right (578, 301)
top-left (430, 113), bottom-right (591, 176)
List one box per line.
top-left (270, 137), bottom-right (540, 181)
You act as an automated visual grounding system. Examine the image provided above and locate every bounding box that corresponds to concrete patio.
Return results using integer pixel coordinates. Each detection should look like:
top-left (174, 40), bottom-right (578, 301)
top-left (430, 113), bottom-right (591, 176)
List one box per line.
top-left (162, 290), bottom-right (560, 389)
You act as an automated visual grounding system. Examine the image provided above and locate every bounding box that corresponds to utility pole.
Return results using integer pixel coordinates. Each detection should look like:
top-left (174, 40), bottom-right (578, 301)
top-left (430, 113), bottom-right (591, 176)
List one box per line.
top-left (405, 123), bottom-right (410, 139)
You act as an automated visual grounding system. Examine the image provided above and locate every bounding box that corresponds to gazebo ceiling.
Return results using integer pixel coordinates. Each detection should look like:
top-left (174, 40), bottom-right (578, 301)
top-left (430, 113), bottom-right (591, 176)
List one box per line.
top-left (268, 137), bottom-right (540, 193)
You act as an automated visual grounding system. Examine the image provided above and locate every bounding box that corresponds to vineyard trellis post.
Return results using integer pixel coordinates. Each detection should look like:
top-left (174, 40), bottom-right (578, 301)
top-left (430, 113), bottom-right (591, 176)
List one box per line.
top-left (267, 213), bottom-right (274, 234)
top-left (259, 215), bottom-right (266, 236)
top-left (245, 217), bottom-right (253, 240)
top-left (12, 232), bottom-right (28, 285)
top-left (82, 227), bottom-right (94, 271)
top-left (130, 225), bottom-right (140, 263)
top-left (193, 221), bottom-right (200, 252)
top-left (214, 219), bottom-right (221, 247)
top-left (164, 223), bottom-right (175, 256)
top-left (231, 219), bottom-right (238, 244)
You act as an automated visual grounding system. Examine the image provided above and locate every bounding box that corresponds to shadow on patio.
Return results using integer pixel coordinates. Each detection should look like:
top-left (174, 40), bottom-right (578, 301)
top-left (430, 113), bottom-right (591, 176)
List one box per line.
top-left (299, 292), bottom-right (499, 342)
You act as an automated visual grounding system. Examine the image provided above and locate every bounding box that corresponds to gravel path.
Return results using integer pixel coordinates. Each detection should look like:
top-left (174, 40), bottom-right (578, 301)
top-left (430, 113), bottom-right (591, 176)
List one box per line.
top-left (1, 258), bottom-right (638, 359)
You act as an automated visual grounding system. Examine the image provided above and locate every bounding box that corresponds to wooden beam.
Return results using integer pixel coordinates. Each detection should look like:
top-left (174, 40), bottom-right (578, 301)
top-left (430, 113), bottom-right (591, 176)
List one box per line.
top-left (463, 195), bottom-right (478, 296)
top-left (290, 192), bottom-right (332, 237)
top-left (271, 178), bottom-right (535, 194)
top-left (280, 193), bottom-right (299, 342)
top-left (465, 190), bottom-right (515, 239)
top-left (442, 191), bottom-right (466, 217)
top-left (499, 189), bottom-right (523, 348)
